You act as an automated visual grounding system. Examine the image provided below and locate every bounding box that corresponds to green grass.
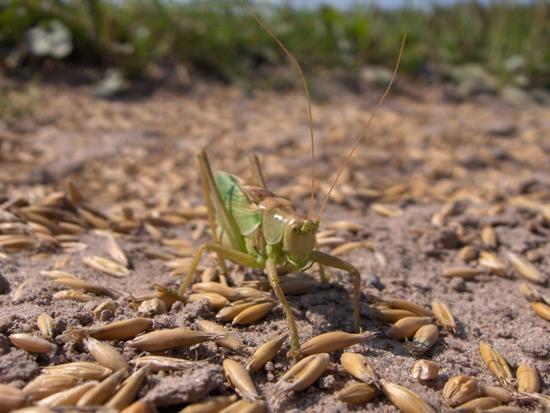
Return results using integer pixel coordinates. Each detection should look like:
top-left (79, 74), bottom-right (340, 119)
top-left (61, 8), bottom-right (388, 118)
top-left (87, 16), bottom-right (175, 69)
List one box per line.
top-left (1, 0), bottom-right (548, 88)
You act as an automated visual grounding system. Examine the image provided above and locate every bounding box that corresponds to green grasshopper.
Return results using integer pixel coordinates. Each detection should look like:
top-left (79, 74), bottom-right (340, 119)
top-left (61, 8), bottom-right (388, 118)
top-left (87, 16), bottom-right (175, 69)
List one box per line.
top-left (178, 12), bottom-right (405, 356)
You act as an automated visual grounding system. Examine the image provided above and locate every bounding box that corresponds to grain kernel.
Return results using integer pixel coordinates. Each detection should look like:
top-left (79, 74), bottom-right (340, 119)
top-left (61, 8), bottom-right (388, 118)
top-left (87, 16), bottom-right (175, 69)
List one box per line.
top-left (442, 267), bottom-right (483, 279)
top-left (23, 374), bottom-right (79, 401)
top-left (506, 252), bottom-right (546, 284)
top-left (223, 359), bottom-right (259, 400)
top-left (481, 225), bottom-right (498, 248)
top-left (231, 301), bottom-right (274, 325)
top-left (197, 319), bottom-right (243, 352)
top-left (44, 362), bottom-right (112, 380)
top-left (84, 337), bottom-right (128, 371)
top-left (10, 333), bottom-right (56, 354)
top-left (454, 396), bottom-right (500, 412)
top-left (405, 324), bottom-right (439, 356)
top-left (247, 334), bottom-right (286, 372)
top-left (478, 384), bottom-right (515, 403)
top-left (0, 384), bottom-right (27, 413)
top-left (531, 302), bottom-right (550, 321)
top-left (276, 353), bottom-right (329, 395)
top-left (37, 381), bottom-right (97, 407)
top-left (387, 317), bottom-right (431, 339)
top-left (516, 363), bottom-right (540, 393)
top-left (380, 379), bottom-right (436, 413)
top-left (431, 300), bottom-right (457, 334)
top-left (188, 292), bottom-right (228, 310)
top-left (131, 356), bottom-right (197, 372)
top-left (138, 298), bottom-right (168, 316)
top-left (83, 255), bottom-right (130, 277)
top-left (479, 341), bottom-right (512, 386)
top-left (442, 375), bottom-right (478, 406)
top-left (75, 317), bottom-right (152, 341)
top-left (340, 352), bottom-right (378, 385)
top-left (77, 369), bottom-right (127, 406)
top-left (37, 313), bottom-right (55, 339)
top-left (128, 328), bottom-right (224, 352)
top-left (105, 366), bottom-right (148, 410)
top-left (179, 395), bottom-right (238, 413)
top-left (336, 382), bottom-right (379, 404)
top-left (300, 331), bottom-right (373, 355)
top-left (411, 360), bottom-right (439, 381)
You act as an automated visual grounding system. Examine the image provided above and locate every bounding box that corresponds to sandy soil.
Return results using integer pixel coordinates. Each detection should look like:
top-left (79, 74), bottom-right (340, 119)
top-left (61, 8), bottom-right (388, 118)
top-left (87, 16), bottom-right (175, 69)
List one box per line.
top-left (0, 76), bottom-right (549, 412)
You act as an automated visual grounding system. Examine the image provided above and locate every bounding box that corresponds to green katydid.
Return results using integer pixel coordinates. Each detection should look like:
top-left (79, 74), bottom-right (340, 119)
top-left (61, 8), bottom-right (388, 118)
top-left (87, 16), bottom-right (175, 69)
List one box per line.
top-left (178, 12), bottom-right (406, 356)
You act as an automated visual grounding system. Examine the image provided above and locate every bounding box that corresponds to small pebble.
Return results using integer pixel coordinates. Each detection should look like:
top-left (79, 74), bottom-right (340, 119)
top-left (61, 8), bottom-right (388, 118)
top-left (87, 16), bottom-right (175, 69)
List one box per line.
top-left (365, 274), bottom-right (385, 291)
top-left (450, 278), bottom-right (467, 292)
top-left (318, 374), bottom-right (336, 390)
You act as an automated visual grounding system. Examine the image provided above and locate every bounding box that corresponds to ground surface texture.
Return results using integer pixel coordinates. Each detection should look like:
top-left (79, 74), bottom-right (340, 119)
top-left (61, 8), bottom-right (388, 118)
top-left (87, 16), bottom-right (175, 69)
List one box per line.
top-left (0, 78), bottom-right (549, 412)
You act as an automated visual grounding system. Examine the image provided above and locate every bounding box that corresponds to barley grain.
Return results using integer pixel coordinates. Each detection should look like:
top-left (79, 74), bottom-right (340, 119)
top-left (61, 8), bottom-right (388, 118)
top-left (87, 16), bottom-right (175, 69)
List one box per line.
top-left (77, 369), bottom-right (127, 407)
top-left (85, 337), bottom-right (128, 371)
top-left (247, 334), bottom-right (286, 372)
top-left (336, 382), bottom-right (379, 404)
top-left (10, 333), bottom-right (56, 354)
top-left (232, 302), bottom-right (274, 325)
top-left (340, 352), bottom-right (378, 385)
top-left (380, 379), bottom-right (436, 413)
top-left (223, 359), bottom-right (259, 400)
top-left (128, 328), bottom-right (224, 352)
top-left (479, 341), bottom-right (513, 386)
top-left (516, 364), bottom-right (540, 393)
top-left (105, 366), bottom-right (148, 410)
top-left (442, 375), bottom-right (479, 406)
top-left (411, 360), bottom-right (439, 381)
top-left (300, 331), bottom-right (373, 355)
top-left (37, 313), bottom-right (55, 339)
top-left (388, 317), bottom-right (431, 339)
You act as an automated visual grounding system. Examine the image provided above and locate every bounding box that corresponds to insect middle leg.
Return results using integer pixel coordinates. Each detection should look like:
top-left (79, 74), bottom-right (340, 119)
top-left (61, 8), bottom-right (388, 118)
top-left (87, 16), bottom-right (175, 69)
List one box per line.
top-left (178, 242), bottom-right (263, 296)
top-left (310, 250), bottom-right (362, 331)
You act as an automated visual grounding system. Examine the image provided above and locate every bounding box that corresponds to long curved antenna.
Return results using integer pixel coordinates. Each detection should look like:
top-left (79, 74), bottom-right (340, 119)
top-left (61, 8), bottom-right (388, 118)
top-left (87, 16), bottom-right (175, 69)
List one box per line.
top-left (247, 7), bottom-right (317, 219)
top-left (317, 35), bottom-right (407, 219)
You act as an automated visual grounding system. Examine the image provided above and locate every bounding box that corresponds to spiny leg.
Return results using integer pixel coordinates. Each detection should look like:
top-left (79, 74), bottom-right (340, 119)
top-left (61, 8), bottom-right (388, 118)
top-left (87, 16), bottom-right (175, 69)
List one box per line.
top-left (310, 250), bottom-right (361, 331)
top-left (198, 152), bottom-right (229, 285)
top-left (178, 242), bottom-right (263, 297)
top-left (266, 257), bottom-right (301, 357)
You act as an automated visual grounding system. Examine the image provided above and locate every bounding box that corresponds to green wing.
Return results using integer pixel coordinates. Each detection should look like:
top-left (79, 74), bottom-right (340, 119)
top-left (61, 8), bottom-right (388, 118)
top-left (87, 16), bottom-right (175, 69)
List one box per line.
top-left (214, 172), bottom-right (261, 236)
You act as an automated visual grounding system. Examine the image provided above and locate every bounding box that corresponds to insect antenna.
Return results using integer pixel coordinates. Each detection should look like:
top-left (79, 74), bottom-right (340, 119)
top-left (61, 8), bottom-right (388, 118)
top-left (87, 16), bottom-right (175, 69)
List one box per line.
top-left (317, 35), bottom-right (407, 219)
top-left (247, 7), bottom-right (317, 219)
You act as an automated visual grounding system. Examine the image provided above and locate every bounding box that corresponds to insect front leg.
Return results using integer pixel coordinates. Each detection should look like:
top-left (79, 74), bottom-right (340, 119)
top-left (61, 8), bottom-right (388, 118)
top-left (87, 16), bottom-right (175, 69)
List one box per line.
top-left (265, 257), bottom-right (301, 358)
top-left (310, 250), bottom-right (361, 331)
top-left (178, 242), bottom-right (263, 297)
top-left (199, 150), bottom-right (251, 285)
top-left (198, 152), bottom-right (229, 285)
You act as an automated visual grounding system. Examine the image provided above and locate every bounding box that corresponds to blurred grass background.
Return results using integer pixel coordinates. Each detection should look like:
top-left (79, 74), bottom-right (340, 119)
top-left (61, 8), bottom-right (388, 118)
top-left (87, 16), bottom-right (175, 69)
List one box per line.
top-left (0, 0), bottom-right (549, 91)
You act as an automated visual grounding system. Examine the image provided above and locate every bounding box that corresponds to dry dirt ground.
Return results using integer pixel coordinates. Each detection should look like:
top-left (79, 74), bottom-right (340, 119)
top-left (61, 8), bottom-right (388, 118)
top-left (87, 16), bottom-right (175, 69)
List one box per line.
top-left (0, 76), bottom-right (549, 412)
